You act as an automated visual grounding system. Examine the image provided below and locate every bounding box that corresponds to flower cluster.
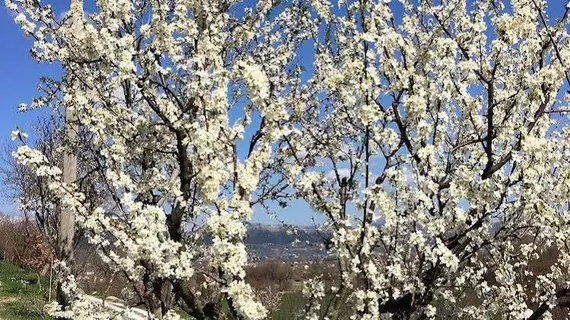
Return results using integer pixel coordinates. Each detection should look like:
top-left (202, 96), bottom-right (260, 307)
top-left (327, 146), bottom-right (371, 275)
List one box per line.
top-left (274, 0), bottom-right (570, 319)
top-left (9, 0), bottom-right (313, 318)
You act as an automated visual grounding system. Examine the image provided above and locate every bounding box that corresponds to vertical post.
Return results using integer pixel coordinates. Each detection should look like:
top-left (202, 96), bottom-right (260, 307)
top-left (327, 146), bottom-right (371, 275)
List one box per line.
top-left (56, 0), bottom-right (81, 314)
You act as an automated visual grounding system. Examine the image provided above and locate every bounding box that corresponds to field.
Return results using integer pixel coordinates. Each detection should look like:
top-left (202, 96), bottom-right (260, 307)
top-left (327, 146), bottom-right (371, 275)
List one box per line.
top-left (270, 292), bottom-right (306, 320)
top-left (0, 262), bottom-right (50, 320)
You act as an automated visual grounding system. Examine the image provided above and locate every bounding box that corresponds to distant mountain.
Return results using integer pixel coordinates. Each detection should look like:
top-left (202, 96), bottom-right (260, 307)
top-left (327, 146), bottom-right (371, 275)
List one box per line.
top-left (244, 223), bottom-right (332, 261)
top-left (245, 223), bottom-right (324, 245)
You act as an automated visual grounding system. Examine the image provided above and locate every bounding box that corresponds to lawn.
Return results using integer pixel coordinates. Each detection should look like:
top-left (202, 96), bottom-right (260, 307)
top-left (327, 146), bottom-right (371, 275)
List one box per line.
top-left (0, 262), bottom-right (51, 320)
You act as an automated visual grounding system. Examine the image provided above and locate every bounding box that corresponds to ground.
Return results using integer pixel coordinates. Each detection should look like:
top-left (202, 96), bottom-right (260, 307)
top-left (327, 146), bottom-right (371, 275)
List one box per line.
top-left (0, 262), bottom-right (50, 320)
top-left (0, 261), bottom-right (308, 320)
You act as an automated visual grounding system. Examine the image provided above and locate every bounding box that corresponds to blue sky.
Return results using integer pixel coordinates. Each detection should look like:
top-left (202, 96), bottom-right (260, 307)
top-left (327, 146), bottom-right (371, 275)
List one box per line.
top-left (0, 5), bottom-right (57, 215)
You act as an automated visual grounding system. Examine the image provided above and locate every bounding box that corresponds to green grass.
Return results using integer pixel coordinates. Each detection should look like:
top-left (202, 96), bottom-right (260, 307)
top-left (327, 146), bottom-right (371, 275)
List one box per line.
top-left (0, 262), bottom-right (51, 320)
top-left (270, 291), bottom-right (353, 320)
top-left (272, 292), bottom-right (305, 320)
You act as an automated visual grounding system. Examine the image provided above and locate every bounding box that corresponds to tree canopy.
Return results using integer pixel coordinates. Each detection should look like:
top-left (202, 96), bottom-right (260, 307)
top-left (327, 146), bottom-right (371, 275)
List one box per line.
top-left (8, 0), bottom-right (570, 319)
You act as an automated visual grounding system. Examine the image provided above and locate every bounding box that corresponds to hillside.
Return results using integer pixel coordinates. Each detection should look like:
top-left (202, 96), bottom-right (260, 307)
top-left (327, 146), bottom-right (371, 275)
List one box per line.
top-left (245, 223), bottom-right (332, 261)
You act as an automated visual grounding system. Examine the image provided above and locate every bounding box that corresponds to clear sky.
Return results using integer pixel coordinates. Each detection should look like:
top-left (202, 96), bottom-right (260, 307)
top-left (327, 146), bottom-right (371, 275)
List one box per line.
top-left (0, 5), bottom-right (58, 215)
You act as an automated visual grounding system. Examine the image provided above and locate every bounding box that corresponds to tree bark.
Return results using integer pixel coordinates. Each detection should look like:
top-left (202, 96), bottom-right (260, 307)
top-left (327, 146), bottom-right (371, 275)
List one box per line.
top-left (56, 0), bottom-right (81, 316)
top-left (56, 96), bottom-right (78, 314)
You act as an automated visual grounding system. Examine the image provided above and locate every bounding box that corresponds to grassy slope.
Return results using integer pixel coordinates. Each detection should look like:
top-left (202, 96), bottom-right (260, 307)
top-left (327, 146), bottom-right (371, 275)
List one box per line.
top-left (0, 262), bottom-right (50, 320)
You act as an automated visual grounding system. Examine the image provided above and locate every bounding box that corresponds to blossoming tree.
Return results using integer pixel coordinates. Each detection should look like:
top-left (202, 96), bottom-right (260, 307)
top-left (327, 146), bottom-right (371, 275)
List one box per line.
top-left (8, 0), bottom-right (311, 318)
top-left (10, 0), bottom-right (570, 319)
top-left (277, 0), bottom-right (570, 319)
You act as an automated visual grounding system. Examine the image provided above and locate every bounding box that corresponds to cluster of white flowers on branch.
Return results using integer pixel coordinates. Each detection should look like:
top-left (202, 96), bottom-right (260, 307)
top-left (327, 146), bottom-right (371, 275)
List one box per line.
top-left (8, 0), bottom-right (312, 318)
top-left (277, 0), bottom-right (570, 319)
top-left (9, 0), bottom-right (570, 319)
